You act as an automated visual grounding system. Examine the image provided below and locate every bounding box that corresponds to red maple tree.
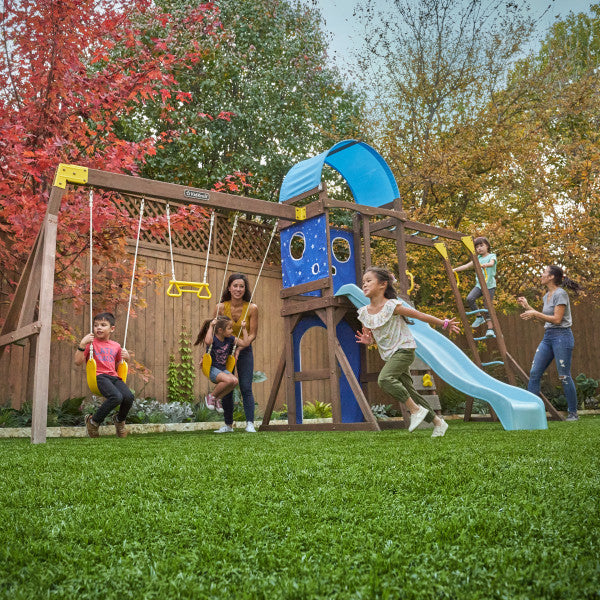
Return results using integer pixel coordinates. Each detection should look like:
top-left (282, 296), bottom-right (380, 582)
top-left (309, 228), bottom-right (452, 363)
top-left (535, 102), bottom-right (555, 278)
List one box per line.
top-left (0, 0), bottom-right (229, 339)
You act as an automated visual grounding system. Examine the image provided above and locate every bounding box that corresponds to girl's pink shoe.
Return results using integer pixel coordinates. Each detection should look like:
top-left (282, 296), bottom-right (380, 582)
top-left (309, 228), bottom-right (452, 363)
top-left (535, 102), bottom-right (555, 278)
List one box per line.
top-left (205, 393), bottom-right (216, 410)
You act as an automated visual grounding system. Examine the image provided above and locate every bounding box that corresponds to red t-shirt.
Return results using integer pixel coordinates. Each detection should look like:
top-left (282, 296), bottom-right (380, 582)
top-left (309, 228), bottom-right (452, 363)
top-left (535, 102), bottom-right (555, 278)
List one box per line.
top-left (84, 339), bottom-right (123, 377)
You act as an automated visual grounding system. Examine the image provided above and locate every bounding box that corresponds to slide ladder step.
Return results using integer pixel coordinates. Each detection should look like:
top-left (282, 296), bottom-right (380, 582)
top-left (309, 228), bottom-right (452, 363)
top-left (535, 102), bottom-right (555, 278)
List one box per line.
top-left (481, 360), bottom-right (504, 367)
top-left (465, 308), bottom-right (489, 316)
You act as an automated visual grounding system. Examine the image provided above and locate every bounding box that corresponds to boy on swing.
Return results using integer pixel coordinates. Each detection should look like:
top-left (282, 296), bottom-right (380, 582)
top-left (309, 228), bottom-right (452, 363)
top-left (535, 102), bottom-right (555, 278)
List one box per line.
top-left (75, 312), bottom-right (134, 438)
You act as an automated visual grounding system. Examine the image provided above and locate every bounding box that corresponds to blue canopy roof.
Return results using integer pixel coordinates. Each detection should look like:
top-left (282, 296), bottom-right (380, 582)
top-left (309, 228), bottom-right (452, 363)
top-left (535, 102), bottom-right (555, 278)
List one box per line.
top-left (279, 140), bottom-right (399, 207)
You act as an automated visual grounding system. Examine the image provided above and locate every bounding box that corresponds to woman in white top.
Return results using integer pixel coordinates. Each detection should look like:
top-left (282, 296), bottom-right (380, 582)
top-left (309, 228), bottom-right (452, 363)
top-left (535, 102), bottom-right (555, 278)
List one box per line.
top-left (356, 267), bottom-right (459, 437)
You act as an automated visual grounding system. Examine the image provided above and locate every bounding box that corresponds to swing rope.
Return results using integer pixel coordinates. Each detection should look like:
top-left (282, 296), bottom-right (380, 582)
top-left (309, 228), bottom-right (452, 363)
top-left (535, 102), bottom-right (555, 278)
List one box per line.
top-left (166, 203), bottom-right (177, 284)
top-left (230, 220), bottom-right (278, 358)
top-left (86, 192), bottom-right (145, 392)
top-left (216, 213), bottom-right (239, 310)
top-left (202, 210), bottom-right (215, 284)
top-left (88, 189), bottom-right (95, 363)
top-left (201, 213), bottom-right (239, 377)
top-left (122, 198), bottom-right (145, 352)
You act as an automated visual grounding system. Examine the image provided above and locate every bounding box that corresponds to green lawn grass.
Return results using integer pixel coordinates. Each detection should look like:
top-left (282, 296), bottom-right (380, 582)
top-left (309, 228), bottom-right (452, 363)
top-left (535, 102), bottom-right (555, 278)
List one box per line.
top-left (1, 418), bottom-right (599, 599)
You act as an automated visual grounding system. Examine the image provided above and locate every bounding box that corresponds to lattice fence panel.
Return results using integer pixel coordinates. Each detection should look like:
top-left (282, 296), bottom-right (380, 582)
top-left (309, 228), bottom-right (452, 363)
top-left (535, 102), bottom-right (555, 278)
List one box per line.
top-left (119, 195), bottom-right (280, 264)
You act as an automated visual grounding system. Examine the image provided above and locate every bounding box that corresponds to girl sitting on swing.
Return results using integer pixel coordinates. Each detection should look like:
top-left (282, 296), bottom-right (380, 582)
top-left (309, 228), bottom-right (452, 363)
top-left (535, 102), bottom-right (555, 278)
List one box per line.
top-left (195, 314), bottom-right (247, 433)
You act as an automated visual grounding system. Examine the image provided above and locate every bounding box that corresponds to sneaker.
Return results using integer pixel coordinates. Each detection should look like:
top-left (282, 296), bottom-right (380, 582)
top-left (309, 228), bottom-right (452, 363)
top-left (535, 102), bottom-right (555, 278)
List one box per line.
top-left (215, 398), bottom-right (224, 414)
top-left (214, 424), bottom-right (234, 434)
top-left (471, 316), bottom-right (485, 328)
top-left (566, 413), bottom-right (579, 421)
top-left (431, 419), bottom-right (449, 437)
top-left (245, 421), bottom-right (256, 433)
top-left (485, 329), bottom-right (496, 338)
top-left (85, 414), bottom-right (100, 438)
top-left (408, 405), bottom-right (428, 432)
top-left (205, 393), bottom-right (216, 410)
top-left (112, 414), bottom-right (127, 438)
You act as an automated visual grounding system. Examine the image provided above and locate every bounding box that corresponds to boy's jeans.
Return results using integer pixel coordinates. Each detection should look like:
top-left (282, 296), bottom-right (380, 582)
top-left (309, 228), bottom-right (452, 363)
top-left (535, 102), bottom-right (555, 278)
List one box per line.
top-left (94, 374), bottom-right (135, 423)
top-left (528, 328), bottom-right (577, 414)
top-left (467, 286), bottom-right (496, 314)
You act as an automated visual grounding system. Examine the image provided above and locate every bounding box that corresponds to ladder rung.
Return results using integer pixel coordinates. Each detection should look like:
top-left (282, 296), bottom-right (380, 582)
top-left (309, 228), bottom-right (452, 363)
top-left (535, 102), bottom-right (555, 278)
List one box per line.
top-left (465, 309), bottom-right (489, 315)
top-left (481, 361), bottom-right (504, 367)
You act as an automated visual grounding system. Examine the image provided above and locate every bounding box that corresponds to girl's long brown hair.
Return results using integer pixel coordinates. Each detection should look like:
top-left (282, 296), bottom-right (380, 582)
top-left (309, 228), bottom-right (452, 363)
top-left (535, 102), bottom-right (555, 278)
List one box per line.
top-left (194, 316), bottom-right (231, 346)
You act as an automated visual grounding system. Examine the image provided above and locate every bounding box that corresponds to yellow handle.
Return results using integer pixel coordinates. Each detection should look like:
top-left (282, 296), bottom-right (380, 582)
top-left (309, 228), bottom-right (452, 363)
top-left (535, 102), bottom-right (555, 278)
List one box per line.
top-left (422, 373), bottom-right (433, 387)
top-left (405, 270), bottom-right (415, 294)
top-left (454, 271), bottom-right (460, 288)
top-left (167, 280), bottom-right (211, 299)
top-left (167, 281), bottom-right (182, 297)
top-left (117, 360), bottom-right (128, 383)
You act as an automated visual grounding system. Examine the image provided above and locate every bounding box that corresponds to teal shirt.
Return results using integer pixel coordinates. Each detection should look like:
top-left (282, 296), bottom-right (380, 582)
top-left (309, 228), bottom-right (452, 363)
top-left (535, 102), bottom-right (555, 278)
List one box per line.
top-left (475, 252), bottom-right (497, 289)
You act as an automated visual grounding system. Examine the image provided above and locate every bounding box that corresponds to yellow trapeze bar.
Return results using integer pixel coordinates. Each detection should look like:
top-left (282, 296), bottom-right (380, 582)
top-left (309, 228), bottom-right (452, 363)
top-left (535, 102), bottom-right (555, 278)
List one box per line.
top-left (167, 280), bottom-right (212, 300)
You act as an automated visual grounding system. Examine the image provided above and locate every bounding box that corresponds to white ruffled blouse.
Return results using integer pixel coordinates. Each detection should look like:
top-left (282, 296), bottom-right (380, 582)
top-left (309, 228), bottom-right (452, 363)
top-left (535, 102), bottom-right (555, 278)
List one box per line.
top-left (357, 298), bottom-right (416, 361)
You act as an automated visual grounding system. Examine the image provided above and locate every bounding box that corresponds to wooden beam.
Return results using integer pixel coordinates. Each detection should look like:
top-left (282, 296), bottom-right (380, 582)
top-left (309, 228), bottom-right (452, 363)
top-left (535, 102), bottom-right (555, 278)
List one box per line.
top-left (259, 422), bottom-right (379, 432)
top-left (281, 186), bottom-right (322, 205)
top-left (85, 168), bottom-right (298, 221)
top-left (334, 339), bottom-right (380, 428)
top-left (280, 295), bottom-right (350, 316)
top-left (283, 316), bottom-right (297, 424)
top-left (261, 353), bottom-right (286, 427)
top-left (0, 321), bottom-right (42, 348)
top-left (322, 197), bottom-right (407, 220)
top-left (30, 215), bottom-right (58, 444)
top-left (325, 306), bottom-right (342, 423)
top-left (280, 277), bottom-right (330, 299)
top-left (294, 368), bottom-right (331, 381)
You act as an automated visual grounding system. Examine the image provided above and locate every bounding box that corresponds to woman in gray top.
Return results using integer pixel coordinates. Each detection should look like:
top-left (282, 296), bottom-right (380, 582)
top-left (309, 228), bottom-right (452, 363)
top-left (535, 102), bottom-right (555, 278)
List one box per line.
top-left (517, 265), bottom-right (582, 421)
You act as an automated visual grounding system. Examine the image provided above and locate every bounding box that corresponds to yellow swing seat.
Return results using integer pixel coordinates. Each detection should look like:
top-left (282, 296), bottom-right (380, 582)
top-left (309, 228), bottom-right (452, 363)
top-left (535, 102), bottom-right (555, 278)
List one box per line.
top-left (86, 358), bottom-right (101, 396)
top-left (201, 353), bottom-right (236, 378)
top-left (167, 280), bottom-right (211, 300)
top-left (87, 358), bottom-right (129, 395)
top-left (201, 353), bottom-right (212, 378)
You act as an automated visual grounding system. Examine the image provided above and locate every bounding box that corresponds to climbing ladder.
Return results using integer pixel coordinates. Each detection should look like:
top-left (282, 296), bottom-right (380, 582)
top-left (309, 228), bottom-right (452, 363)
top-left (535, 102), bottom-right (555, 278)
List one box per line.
top-left (434, 238), bottom-right (562, 422)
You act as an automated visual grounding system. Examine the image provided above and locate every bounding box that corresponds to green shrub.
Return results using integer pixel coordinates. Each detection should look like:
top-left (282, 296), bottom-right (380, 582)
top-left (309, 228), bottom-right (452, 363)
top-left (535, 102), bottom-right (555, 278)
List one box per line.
top-left (576, 373), bottom-right (599, 408)
top-left (303, 400), bottom-right (332, 419)
top-left (166, 327), bottom-right (196, 404)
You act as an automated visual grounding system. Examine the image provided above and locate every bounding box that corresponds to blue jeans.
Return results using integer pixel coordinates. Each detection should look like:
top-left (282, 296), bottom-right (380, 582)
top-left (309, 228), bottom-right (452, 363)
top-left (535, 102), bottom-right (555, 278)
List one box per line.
top-left (220, 345), bottom-right (255, 425)
top-left (528, 328), bottom-right (577, 414)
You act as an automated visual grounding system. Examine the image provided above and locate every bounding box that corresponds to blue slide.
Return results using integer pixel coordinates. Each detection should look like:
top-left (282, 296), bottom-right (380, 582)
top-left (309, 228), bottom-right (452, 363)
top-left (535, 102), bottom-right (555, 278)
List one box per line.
top-left (335, 284), bottom-right (547, 431)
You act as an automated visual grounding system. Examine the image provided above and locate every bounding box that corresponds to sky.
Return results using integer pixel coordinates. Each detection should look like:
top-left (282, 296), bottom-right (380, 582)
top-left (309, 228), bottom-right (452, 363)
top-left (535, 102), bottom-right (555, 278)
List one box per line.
top-left (308, 0), bottom-right (597, 76)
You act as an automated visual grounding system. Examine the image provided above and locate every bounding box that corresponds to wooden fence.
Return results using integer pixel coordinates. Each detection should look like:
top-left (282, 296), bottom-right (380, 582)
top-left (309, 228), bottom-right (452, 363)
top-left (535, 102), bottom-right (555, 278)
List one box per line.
top-left (2, 204), bottom-right (599, 412)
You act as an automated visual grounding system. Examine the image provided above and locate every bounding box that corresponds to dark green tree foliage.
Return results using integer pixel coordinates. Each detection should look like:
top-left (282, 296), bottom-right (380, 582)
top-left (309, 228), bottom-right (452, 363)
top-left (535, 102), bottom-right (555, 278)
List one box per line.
top-left (120, 0), bottom-right (363, 201)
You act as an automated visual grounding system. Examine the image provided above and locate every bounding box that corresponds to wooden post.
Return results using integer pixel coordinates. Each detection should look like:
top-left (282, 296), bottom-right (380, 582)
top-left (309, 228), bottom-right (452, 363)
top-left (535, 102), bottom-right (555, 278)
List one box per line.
top-left (261, 353), bottom-right (286, 427)
top-left (30, 214), bottom-right (58, 444)
top-left (393, 198), bottom-right (410, 300)
top-left (362, 215), bottom-right (371, 270)
top-left (283, 316), bottom-right (297, 424)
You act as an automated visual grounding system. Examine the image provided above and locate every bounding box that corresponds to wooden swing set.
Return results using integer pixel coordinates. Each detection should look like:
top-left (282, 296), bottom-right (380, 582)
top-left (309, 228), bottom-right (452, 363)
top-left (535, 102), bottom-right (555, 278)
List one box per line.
top-left (0, 164), bottom-right (300, 443)
top-left (0, 162), bottom-right (560, 443)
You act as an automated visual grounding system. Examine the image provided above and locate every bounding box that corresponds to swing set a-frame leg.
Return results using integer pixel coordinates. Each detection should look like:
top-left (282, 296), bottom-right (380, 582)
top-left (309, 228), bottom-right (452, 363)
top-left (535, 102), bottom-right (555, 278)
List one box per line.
top-left (0, 186), bottom-right (64, 444)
